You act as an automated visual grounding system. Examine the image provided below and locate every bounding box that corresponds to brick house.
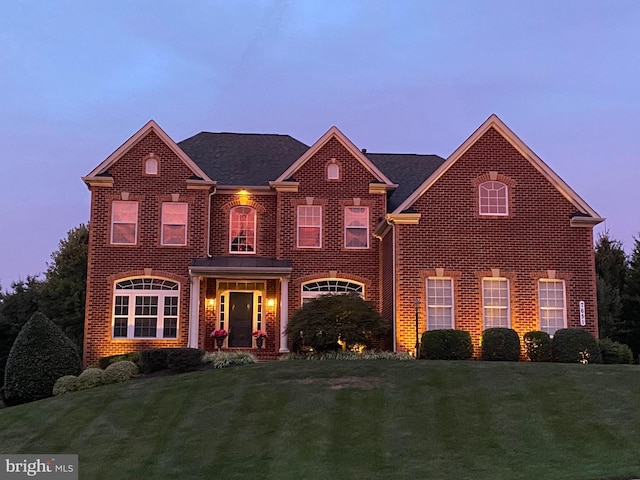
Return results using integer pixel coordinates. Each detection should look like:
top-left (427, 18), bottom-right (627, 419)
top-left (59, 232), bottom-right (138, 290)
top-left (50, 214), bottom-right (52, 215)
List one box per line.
top-left (81, 114), bottom-right (603, 365)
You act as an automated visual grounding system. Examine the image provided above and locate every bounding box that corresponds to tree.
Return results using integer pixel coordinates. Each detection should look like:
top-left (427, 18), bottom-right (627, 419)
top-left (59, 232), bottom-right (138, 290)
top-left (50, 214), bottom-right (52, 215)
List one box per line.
top-left (0, 277), bottom-right (43, 382)
top-left (3, 312), bottom-right (81, 406)
top-left (594, 232), bottom-right (627, 340)
top-left (622, 236), bottom-right (640, 357)
top-left (286, 293), bottom-right (389, 353)
top-left (39, 224), bottom-right (88, 350)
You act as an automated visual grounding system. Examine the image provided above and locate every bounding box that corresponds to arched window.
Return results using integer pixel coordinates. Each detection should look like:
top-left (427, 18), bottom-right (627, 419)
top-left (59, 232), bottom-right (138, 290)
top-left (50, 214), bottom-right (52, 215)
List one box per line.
top-left (145, 157), bottom-right (158, 175)
top-left (479, 181), bottom-right (508, 216)
top-left (112, 278), bottom-right (179, 339)
top-left (230, 206), bottom-right (256, 253)
top-left (327, 163), bottom-right (340, 180)
top-left (301, 279), bottom-right (364, 305)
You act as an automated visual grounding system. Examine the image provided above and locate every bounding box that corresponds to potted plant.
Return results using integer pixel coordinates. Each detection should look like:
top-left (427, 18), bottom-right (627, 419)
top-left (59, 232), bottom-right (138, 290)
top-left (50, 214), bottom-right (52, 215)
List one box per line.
top-left (252, 330), bottom-right (268, 349)
top-left (211, 329), bottom-right (228, 351)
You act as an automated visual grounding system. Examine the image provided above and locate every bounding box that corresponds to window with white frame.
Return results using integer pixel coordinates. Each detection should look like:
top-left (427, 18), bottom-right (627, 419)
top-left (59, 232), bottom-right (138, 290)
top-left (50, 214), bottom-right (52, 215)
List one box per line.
top-left (539, 279), bottom-right (566, 335)
top-left (112, 278), bottom-right (179, 339)
top-left (230, 206), bottom-right (256, 253)
top-left (344, 206), bottom-right (369, 249)
top-left (301, 279), bottom-right (364, 305)
top-left (427, 278), bottom-right (454, 330)
top-left (479, 181), bottom-right (508, 216)
top-left (482, 278), bottom-right (510, 328)
top-left (111, 201), bottom-right (138, 245)
top-left (161, 202), bottom-right (188, 246)
top-left (327, 163), bottom-right (340, 180)
top-left (297, 205), bottom-right (322, 248)
top-left (145, 157), bottom-right (158, 175)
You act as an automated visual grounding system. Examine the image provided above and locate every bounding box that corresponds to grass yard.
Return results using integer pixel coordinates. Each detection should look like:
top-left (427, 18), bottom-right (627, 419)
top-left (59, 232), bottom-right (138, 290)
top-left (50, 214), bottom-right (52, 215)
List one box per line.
top-left (1, 360), bottom-right (640, 480)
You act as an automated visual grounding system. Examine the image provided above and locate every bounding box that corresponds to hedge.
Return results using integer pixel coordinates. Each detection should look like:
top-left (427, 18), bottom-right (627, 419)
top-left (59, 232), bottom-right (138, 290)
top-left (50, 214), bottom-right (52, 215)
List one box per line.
top-left (420, 329), bottom-right (473, 360)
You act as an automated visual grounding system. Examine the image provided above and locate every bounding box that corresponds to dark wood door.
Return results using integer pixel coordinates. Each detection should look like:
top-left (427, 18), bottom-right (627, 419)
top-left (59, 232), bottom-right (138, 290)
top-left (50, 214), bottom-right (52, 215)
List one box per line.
top-left (228, 292), bottom-right (253, 347)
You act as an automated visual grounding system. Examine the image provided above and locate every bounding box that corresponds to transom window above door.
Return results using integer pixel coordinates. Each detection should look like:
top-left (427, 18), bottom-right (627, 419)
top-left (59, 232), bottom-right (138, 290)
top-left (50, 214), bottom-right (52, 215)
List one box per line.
top-left (230, 206), bottom-right (256, 253)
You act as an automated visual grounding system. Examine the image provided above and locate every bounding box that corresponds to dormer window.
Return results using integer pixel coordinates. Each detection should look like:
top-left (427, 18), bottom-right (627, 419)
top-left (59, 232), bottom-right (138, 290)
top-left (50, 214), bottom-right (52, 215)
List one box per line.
top-left (327, 162), bottom-right (340, 181)
top-left (479, 181), bottom-right (508, 216)
top-left (145, 157), bottom-right (158, 175)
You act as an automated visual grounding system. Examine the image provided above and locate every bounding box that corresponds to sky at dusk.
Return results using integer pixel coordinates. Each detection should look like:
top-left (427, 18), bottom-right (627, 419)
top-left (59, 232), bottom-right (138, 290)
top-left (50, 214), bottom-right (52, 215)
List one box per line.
top-left (1, 0), bottom-right (639, 288)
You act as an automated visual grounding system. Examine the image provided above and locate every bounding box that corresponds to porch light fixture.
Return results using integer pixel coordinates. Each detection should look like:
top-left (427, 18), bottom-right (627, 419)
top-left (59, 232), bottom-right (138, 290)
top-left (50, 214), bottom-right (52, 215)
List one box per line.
top-left (266, 298), bottom-right (276, 312)
top-left (206, 298), bottom-right (216, 310)
top-left (237, 189), bottom-right (250, 205)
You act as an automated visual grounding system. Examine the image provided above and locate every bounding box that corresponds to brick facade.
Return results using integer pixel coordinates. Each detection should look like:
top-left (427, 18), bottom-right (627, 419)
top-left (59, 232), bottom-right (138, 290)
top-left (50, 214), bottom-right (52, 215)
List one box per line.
top-left (82, 117), bottom-right (601, 365)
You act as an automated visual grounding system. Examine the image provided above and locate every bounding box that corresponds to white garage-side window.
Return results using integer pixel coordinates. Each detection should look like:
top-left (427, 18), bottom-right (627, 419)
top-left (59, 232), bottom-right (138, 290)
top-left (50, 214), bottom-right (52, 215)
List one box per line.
top-left (112, 278), bottom-right (179, 339)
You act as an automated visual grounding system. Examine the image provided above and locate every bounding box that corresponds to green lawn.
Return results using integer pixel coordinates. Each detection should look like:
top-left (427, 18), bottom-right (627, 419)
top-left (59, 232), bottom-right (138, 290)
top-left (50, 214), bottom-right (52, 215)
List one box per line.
top-left (1, 360), bottom-right (640, 480)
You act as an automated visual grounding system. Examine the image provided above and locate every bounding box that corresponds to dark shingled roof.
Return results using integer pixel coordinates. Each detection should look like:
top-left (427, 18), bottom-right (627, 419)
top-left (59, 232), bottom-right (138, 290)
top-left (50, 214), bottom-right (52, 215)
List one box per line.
top-left (177, 131), bottom-right (445, 211)
top-left (178, 132), bottom-right (309, 186)
top-left (366, 153), bottom-right (446, 211)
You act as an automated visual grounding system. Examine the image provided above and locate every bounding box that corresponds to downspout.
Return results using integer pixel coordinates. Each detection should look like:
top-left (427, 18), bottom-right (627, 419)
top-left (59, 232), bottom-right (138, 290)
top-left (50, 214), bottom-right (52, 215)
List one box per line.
top-left (391, 221), bottom-right (397, 352)
top-left (207, 187), bottom-right (216, 257)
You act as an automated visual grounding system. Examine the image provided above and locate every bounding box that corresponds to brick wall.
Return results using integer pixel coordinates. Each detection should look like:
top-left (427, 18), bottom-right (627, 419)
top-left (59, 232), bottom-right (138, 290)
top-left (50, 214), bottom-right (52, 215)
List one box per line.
top-left (393, 127), bottom-right (598, 355)
top-left (276, 137), bottom-right (386, 315)
top-left (84, 131), bottom-right (208, 366)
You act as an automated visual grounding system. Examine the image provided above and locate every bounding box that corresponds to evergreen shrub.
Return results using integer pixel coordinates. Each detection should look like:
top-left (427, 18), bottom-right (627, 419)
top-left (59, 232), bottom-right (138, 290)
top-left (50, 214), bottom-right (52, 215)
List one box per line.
top-left (77, 368), bottom-right (106, 389)
top-left (166, 348), bottom-right (205, 372)
top-left (599, 338), bottom-right (633, 364)
top-left (104, 361), bottom-right (139, 383)
top-left (481, 328), bottom-right (520, 361)
top-left (3, 312), bottom-right (81, 406)
top-left (420, 329), bottom-right (473, 360)
top-left (523, 331), bottom-right (552, 362)
top-left (53, 375), bottom-right (80, 396)
top-left (98, 352), bottom-right (141, 369)
top-left (139, 349), bottom-right (170, 374)
top-left (551, 328), bottom-right (602, 364)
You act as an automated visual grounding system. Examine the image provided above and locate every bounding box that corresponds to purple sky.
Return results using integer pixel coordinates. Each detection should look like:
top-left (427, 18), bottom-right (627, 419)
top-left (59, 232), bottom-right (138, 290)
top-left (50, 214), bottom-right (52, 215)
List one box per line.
top-left (1, 0), bottom-right (639, 288)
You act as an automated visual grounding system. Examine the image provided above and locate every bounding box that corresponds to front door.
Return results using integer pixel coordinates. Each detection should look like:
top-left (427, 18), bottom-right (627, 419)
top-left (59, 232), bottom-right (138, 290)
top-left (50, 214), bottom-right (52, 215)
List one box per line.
top-left (228, 292), bottom-right (253, 347)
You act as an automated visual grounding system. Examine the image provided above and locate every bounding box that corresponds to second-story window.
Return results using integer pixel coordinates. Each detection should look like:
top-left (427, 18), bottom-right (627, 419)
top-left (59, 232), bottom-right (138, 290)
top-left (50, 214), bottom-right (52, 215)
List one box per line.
top-left (297, 205), bottom-right (322, 248)
top-left (344, 206), bottom-right (369, 249)
top-left (161, 202), bottom-right (188, 246)
top-left (230, 206), bottom-right (256, 253)
top-left (111, 200), bottom-right (138, 245)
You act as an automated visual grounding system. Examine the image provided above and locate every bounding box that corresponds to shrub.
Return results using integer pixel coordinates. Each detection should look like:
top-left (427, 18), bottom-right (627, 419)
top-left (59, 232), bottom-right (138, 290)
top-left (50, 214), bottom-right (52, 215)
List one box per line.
top-left (104, 361), bottom-right (139, 383)
top-left (98, 352), bottom-right (141, 369)
top-left (420, 329), bottom-right (473, 360)
top-left (77, 368), bottom-right (107, 390)
top-left (481, 328), bottom-right (520, 361)
top-left (599, 338), bottom-right (633, 364)
top-left (139, 349), bottom-right (170, 374)
top-left (3, 312), bottom-right (81, 406)
top-left (53, 375), bottom-right (80, 396)
top-left (166, 348), bottom-right (205, 372)
top-left (285, 293), bottom-right (389, 353)
top-left (551, 328), bottom-right (602, 364)
top-left (280, 350), bottom-right (415, 361)
top-left (523, 331), bottom-right (552, 362)
top-left (202, 351), bottom-right (258, 368)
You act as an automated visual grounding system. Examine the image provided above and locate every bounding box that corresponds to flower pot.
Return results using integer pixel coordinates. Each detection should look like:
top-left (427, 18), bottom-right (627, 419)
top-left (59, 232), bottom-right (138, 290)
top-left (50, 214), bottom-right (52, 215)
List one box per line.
top-left (255, 336), bottom-right (264, 350)
top-left (215, 337), bottom-right (225, 351)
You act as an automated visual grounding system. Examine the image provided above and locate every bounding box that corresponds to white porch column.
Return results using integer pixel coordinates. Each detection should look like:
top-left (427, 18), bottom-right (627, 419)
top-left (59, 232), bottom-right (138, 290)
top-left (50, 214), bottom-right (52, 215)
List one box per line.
top-left (279, 277), bottom-right (289, 353)
top-left (188, 275), bottom-right (201, 348)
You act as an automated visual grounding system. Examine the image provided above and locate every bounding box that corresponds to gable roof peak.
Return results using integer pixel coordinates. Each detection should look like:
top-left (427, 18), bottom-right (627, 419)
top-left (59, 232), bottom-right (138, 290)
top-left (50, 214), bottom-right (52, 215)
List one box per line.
top-left (274, 125), bottom-right (395, 186)
top-left (83, 119), bottom-right (213, 183)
